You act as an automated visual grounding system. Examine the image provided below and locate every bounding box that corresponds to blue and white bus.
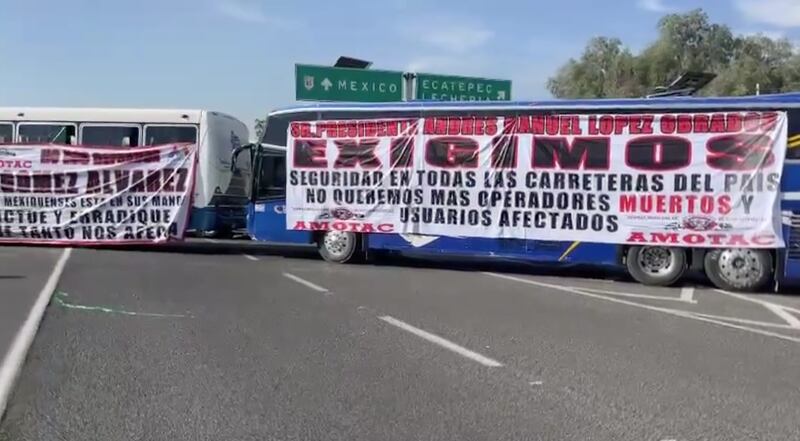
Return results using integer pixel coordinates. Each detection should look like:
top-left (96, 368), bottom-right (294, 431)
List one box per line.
top-left (239, 95), bottom-right (800, 293)
top-left (0, 107), bottom-right (252, 237)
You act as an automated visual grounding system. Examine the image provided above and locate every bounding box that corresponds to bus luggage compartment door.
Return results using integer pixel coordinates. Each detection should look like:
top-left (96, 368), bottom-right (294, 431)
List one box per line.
top-left (247, 201), bottom-right (312, 244)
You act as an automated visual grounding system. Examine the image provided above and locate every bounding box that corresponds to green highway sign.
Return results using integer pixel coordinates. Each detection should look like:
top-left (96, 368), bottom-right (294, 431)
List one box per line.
top-left (415, 73), bottom-right (512, 101)
top-left (295, 64), bottom-right (404, 102)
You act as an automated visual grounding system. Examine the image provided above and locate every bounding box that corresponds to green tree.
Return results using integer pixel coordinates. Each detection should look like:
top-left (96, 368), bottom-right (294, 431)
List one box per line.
top-left (254, 118), bottom-right (266, 142)
top-left (547, 8), bottom-right (796, 98)
top-left (709, 36), bottom-right (794, 95)
top-left (547, 37), bottom-right (642, 99)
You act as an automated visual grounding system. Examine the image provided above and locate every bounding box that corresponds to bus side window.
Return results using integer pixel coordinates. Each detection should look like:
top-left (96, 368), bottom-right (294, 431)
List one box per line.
top-left (144, 126), bottom-right (198, 145)
top-left (81, 125), bottom-right (140, 147)
top-left (787, 110), bottom-right (800, 160)
top-left (0, 123), bottom-right (12, 144)
top-left (17, 123), bottom-right (77, 144)
top-left (258, 154), bottom-right (286, 199)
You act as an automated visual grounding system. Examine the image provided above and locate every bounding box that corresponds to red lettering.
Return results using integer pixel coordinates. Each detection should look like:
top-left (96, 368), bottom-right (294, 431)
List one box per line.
top-left (491, 135), bottom-right (518, 169)
top-left (626, 232), bottom-right (647, 243)
top-left (310, 221), bottom-right (328, 230)
top-left (718, 195), bottom-right (732, 215)
top-left (533, 137), bottom-right (610, 170)
top-left (660, 115), bottom-right (676, 134)
top-left (669, 195), bottom-right (681, 213)
top-left (707, 234), bottom-right (727, 245)
top-left (752, 234), bottom-right (776, 246)
top-left (652, 233), bottom-right (679, 244)
top-left (390, 137), bottom-right (414, 168)
top-left (333, 139), bottom-right (381, 169)
top-left (706, 134), bottom-right (775, 171)
top-left (727, 234), bottom-right (749, 246)
top-left (614, 116), bottom-right (628, 135)
top-left (425, 137), bottom-right (478, 169)
top-left (175, 169), bottom-right (188, 192)
top-left (290, 123), bottom-right (303, 138)
top-left (743, 112), bottom-right (761, 132)
top-left (32, 174), bottom-right (51, 193)
top-left (0, 174), bottom-right (15, 192)
top-left (677, 115), bottom-right (693, 133)
top-left (684, 234), bottom-right (704, 244)
top-left (626, 136), bottom-right (691, 171)
top-left (619, 195), bottom-right (636, 212)
top-left (641, 115), bottom-right (654, 134)
top-left (693, 114), bottom-right (710, 133)
top-left (709, 114), bottom-right (727, 133)
top-left (293, 139), bottom-right (328, 168)
top-left (726, 113), bottom-right (742, 132)
top-left (41, 149), bottom-right (61, 164)
top-left (63, 150), bottom-right (90, 165)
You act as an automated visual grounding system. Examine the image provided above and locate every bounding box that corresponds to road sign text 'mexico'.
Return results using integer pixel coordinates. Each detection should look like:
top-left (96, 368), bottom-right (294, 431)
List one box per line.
top-left (295, 64), bottom-right (404, 102)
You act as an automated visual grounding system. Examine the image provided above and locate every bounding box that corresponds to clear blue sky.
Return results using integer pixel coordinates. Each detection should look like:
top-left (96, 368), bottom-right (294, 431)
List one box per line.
top-left (1, 0), bottom-right (798, 133)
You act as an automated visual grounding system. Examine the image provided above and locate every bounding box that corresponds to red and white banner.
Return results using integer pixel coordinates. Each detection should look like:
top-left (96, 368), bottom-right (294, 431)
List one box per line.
top-left (0, 143), bottom-right (197, 244)
top-left (286, 112), bottom-right (787, 248)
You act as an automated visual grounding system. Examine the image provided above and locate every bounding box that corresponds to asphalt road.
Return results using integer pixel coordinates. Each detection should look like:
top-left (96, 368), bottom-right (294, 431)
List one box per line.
top-left (0, 246), bottom-right (63, 368)
top-left (2, 244), bottom-right (800, 441)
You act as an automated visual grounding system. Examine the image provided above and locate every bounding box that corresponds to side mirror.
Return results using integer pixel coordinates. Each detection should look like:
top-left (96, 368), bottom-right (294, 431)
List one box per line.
top-left (231, 143), bottom-right (254, 172)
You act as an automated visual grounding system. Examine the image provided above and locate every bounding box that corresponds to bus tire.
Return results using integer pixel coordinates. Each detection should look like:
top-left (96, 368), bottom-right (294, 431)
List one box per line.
top-left (318, 231), bottom-right (361, 264)
top-left (626, 246), bottom-right (687, 287)
top-left (704, 248), bottom-right (772, 292)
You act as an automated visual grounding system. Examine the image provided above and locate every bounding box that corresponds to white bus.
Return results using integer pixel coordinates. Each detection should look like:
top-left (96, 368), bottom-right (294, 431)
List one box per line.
top-left (0, 107), bottom-right (251, 236)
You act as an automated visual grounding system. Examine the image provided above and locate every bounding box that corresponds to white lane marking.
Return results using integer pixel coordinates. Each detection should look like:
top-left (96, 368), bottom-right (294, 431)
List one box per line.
top-left (714, 289), bottom-right (800, 329)
top-left (0, 248), bottom-right (72, 419)
top-left (379, 315), bottom-right (503, 367)
top-left (485, 272), bottom-right (800, 344)
top-left (680, 287), bottom-right (695, 303)
top-left (243, 254), bottom-right (259, 261)
top-left (205, 238), bottom-right (220, 244)
top-left (763, 303), bottom-right (800, 329)
top-left (283, 272), bottom-right (329, 294)
top-left (577, 287), bottom-right (696, 304)
top-left (692, 313), bottom-right (799, 330)
top-left (529, 380), bottom-right (544, 386)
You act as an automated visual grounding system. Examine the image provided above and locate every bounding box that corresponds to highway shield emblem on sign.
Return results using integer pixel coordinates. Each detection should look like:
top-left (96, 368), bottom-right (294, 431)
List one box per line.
top-left (304, 76), bottom-right (314, 90)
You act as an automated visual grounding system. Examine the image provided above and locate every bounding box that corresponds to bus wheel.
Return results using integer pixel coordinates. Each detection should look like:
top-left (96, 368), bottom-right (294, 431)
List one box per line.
top-left (704, 248), bottom-right (772, 292)
top-left (318, 231), bottom-right (360, 263)
top-left (626, 246), bottom-right (687, 287)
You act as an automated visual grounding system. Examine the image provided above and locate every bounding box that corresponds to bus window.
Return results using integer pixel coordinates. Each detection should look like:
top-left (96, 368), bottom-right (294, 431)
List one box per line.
top-left (257, 153), bottom-right (286, 199)
top-left (17, 123), bottom-right (77, 144)
top-left (81, 125), bottom-right (140, 147)
top-left (144, 126), bottom-right (197, 145)
top-left (0, 123), bottom-right (12, 144)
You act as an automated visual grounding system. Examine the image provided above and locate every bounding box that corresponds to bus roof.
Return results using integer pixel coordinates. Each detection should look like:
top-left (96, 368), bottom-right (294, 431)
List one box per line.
top-left (0, 107), bottom-right (235, 124)
top-left (267, 92), bottom-right (800, 116)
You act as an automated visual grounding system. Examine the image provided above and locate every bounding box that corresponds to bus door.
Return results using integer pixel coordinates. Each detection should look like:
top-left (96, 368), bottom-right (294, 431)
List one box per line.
top-left (247, 145), bottom-right (313, 244)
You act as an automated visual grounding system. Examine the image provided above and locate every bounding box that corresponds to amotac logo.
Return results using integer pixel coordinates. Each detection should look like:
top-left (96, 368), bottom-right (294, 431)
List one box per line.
top-left (317, 207), bottom-right (367, 221)
top-left (664, 216), bottom-right (733, 232)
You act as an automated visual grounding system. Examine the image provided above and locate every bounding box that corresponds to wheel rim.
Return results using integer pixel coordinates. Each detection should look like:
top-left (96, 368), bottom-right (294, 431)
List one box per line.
top-left (637, 246), bottom-right (675, 275)
top-left (323, 231), bottom-right (350, 258)
top-left (716, 248), bottom-right (764, 288)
